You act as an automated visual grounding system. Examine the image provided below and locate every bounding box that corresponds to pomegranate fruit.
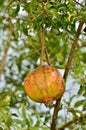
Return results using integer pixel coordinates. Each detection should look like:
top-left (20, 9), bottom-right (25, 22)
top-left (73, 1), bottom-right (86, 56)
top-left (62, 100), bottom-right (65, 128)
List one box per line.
top-left (24, 65), bottom-right (65, 107)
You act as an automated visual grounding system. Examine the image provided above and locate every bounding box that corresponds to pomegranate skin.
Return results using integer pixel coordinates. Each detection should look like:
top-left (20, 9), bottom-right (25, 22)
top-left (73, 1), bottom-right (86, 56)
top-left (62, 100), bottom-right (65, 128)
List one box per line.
top-left (24, 65), bottom-right (65, 105)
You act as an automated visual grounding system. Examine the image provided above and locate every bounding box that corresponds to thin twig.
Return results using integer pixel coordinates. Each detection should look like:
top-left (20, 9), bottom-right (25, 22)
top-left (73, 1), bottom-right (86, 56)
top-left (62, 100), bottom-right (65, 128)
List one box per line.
top-left (40, 1), bottom-right (45, 65)
top-left (0, 12), bottom-right (43, 23)
top-left (0, 44), bottom-right (9, 76)
top-left (58, 114), bottom-right (86, 130)
top-left (0, 27), bottom-right (12, 76)
top-left (40, 24), bottom-right (45, 65)
top-left (29, 41), bottom-right (40, 55)
top-left (0, 15), bottom-right (27, 21)
top-left (41, 0), bottom-right (48, 16)
top-left (50, 21), bottom-right (84, 130)
top-left (73, 0), bottom-right (84, 7)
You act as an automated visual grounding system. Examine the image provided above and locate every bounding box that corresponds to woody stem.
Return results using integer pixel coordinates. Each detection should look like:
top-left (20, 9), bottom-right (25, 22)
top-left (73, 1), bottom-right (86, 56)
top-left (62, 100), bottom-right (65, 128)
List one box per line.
top-left (40, 24), bottom-right (45, 65)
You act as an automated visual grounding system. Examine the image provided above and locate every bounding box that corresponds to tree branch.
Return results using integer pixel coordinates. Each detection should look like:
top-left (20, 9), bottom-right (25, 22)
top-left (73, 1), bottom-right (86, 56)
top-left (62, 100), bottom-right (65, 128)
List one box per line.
top-left (73, 0), bottom-right (84, 7)
top-left (0, 44), bottom-right (9, 76)
top-left (50, 21), bottom-right (84, 130)
top-left (0, 28), bottom-right (12, 76)
top-left (58, 114), bottom-right (86, 130)
top-left (0, 13), bottom-right (43, 23)
top-left (63, 21), bottom-right (83, 80)
top-left (51, 99), bottom-right (61, 130)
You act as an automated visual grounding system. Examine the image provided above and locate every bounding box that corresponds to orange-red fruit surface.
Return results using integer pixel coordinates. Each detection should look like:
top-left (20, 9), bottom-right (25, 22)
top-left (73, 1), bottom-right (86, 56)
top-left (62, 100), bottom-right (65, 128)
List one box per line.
top-left (24, 65), bottom-right (65, 104)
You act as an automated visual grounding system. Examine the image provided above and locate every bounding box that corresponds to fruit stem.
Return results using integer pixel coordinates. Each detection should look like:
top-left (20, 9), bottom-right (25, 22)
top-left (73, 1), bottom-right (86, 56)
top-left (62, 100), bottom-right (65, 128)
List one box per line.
top-left (40, 24), bottom-right (45, 65)
top-left (45, 48), bottom-right (51, 65)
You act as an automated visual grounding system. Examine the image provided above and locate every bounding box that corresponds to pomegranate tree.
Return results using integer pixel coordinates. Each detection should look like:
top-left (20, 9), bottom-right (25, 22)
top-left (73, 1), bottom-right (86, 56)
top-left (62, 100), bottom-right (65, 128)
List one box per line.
top-left (24, 65), bottom-right (65, 107)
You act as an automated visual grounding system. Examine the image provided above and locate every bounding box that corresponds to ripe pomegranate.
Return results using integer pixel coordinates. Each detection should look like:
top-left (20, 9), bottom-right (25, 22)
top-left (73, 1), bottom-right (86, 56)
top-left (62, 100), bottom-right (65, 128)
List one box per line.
top-left (24, 65), bottom-right (65, 107)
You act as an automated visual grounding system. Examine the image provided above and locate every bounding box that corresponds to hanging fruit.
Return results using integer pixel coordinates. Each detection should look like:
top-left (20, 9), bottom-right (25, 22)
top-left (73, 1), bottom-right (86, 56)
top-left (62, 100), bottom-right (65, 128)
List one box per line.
top-left (24, 65), bottom-right (65, 107)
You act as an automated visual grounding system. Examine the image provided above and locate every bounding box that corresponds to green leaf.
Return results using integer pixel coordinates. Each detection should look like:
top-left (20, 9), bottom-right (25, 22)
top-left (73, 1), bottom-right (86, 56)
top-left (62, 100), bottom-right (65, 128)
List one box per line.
top-left (29, 126), bottom-right (50, 130)
top-left (0, 95), bottom-right (11, 107)
top-left (8, 1), bottom-right (20, 17)
top-left (19, 104), bottom-right (32, 127)
top-left (78, 84), bottom-right (86, 97)
top-left (12, 119), bottom-right (23, 125)
top-left (74, 99), bottom-right (85, 108)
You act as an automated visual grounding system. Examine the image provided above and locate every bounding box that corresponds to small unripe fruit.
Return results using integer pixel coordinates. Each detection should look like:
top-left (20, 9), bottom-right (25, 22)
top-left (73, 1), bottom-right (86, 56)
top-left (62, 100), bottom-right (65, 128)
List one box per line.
top-left (24, 65), bottom-right (65, 107)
